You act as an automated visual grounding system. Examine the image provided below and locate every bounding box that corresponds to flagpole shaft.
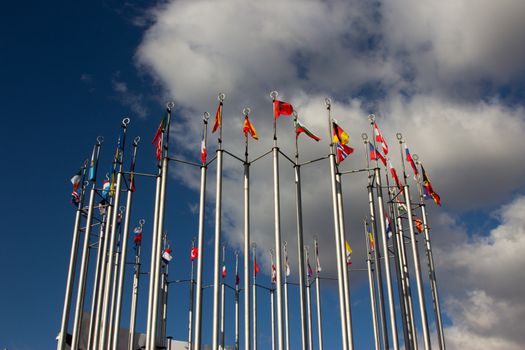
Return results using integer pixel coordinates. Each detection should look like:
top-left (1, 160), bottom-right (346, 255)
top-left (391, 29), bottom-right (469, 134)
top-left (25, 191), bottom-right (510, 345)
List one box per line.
top-left (220, 250), bottom-right (226, 350)
top-left (271, 288), bottom-right (276, 350)
top-left (364, 221), bottom-right (380, 350)
top-left (235, 253), bottom-right (239, 350)
top-left (283, 280), bottom-right (290, 350)
top-left (272, 145), bottom-right (285, 350)
top-left (71, 141), bottom-right (102, 350)
top-left (193, 118), bottom-right (208, 350)
top-left (305, 250), bottom-right (313, 350)
top-left (188, 240), bottom-right (195, 350)
top-left (253, 245), bottom-right (258, 350)
top-left (374, 167), bottom-right (400, 350)
top-left (57, 174), bottom-right (87, 350)
top-left (335, 173), bottom-right (354, 349)
top-left (128, 244), bottom-right (141, 350)
top-left (243, 148), bottom-right (251, 350)
top-left (314, 240), bottom-right (324, 350)
top-left (326, 100), bottom-right (349, 350)
top-left (107, 230), bottom-right (121, 349)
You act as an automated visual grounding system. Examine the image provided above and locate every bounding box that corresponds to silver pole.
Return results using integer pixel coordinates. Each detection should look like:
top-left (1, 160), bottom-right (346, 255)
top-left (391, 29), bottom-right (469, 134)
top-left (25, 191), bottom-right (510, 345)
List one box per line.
top-left (57, 161), bottom-right (88, 350)
top-left (414, 156), bottom-right (446, 350)
top-left (361, 133), bottom-right (388, 350)
top-left (113, 137), bottom-right (140, 349)
top-left (292, 110), bottom-right (308, 350)
top-left (325, 98), bottom-right (349, 350)
top-left (99, 118), bottom-right (129, 350)
top-left (71, 139), bottom-right (103, 350)
top-left (270, 91), bottom-right (285, 350)
top-left (212, 93), bottom-right (225, 350)
top-left (314, 238), bottom-right (324, 350)
top-left (221, 244), bottom-right (226, 350)
top-left (283, 242), bottom-right (290, 350)
top-left (188, 238), bottom-right (196, 350)
top-left (148, 102), bottom-right (173, 350)
top-left (160, 235), bottom-right (169, 344)
top-left (107, 214), bottom-right (123, 349)
top-left (364, 221), bottom-right (380, 350)
top-left (396, 134), bottom-right (431, 350)
top-left (235, 251), bottom-right (240, 350)
top-left (271, 287), bottom-right (276, 350)
top-left (128, 223), bottom-right (143, 350)
top-left (194, 111), bottom-right (210, 350)
top-left (252, 244), bottom-right (258, 350)
top-left (305, 248), bottom-right (313, 350)
top-left (242, 108), bottom-right (251, 350)
top-left (369, 115), bottom-right (399, 350)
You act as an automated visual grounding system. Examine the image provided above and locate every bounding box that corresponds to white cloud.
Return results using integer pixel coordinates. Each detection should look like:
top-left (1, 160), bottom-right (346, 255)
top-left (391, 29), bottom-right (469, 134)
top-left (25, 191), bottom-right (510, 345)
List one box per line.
top-left (111, 75), bottom-right (149, 118)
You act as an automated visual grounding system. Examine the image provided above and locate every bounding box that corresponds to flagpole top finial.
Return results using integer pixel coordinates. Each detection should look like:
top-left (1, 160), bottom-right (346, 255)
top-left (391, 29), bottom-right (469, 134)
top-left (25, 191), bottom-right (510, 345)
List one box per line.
top-left (313, 234), bottom-right (318, 241)
top-left (166, 101), bottom-right (175, 110)
top-left (292, 110), bottom-right (298, 118)
top-left (119, 205), bottom-right (125, 213)
top-left (243, 107), bottom-right (251, 116)
top-left (413, 154), bottom-right (419, 162)
top-left (270, 91), bottom-right (278, 100)
top-left (368, 114), bottom-right (376, 122)
top-left (97, 136), bottom-right (104, 144)
top-left (122, 117), bottom-right (130, 126)
top-left (361, 133), bottom-right (368, 142)
top-left (252, 242), bottom-right (257, 249)
top-left (324, 97), bottom-right (331, 107)
top-left (203, 111), bottom-right (210, 122)
top-left (133, 136), bottom-right (141, 146)
top-left (139, 219), bottom-right (145, 226)
top-left (283, 241), bottom-right (287, 247)
top-left (396, 132), bottom-right (403, 141)
top-left (218, 93), bottom-right (226, 102)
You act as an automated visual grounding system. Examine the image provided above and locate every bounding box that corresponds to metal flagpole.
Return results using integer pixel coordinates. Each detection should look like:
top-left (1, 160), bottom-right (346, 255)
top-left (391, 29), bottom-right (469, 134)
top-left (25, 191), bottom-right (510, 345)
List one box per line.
top-left (314, 238), bottom-right (324, 350)
top-left (305, 247), bottom-right (313, 350)
top-left (220, 244), bottom-right (226, 350)
top-left (160, 235), bottom-right (170, 344)
top-left (128, 219), bottom-right (144, 350)
top-left (252, 243), bottom-right (258, 350)
top-left (270, 90), bottom-right (285, 350)
top-left (99, 117), bottom-right (130, 349)
top-left (364, 220), bottom-right (380, 350)
top-left (212, 93), bottom-right (226, 350)
top-left (71, 137), bottom-right (103, 350)
top-left (325, 98), bottom-right (349, 350)
top-left (57, 160), bottom-right (88, 350)
top-left (188, 238), bottom-right (196, 350)
top-left (107, 207), bottom-right (123, 348)
top-left (292, 110), bottom-right (308, 350)
top-left (242, 107), bottom-right (251, 350)
top-left (194, 111), bottom-right (210, 350)
top-left (361, 133), bottom-right (389, 350)
top-left (283, 242), bottom-right (290, 350)
top-left (369, 115), bottom-right (399, 350)
top-left (396, 134), bottom-right (431, 350)
top-left (148, 101), bottom-right (174, 350)
top-left (413, 155), bottom-right (446, 350)
top-left (112, 136), bottom-right (140, 349)
top-left (235, 250), bottom-right (240, 350)
top-left (270, 249), bottom-right (276, 350)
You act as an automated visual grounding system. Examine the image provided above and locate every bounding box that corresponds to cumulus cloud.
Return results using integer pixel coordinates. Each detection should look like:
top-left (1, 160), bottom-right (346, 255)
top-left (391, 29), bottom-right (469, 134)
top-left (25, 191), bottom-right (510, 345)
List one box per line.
top-left (111, 74), bottom-right (149, 118)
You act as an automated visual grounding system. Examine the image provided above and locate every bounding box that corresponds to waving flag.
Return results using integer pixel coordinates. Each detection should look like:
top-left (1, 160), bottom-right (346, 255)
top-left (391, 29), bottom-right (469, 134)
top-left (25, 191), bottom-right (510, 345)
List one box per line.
top-left (222, 263), bottom-right (227, 279)
top-left (389, 161), bottom-right (403, 190)
top-left (243, 115), bottom-right (258, 140)
top-left (332, 121), bottom-right (349, 145)
top-left (369, 231), bottom-right (375, 251)
top-left (191, 247), bottom-right (198, 261)
top-left (70, 168), bottom-right (82, 191)
top-left (285, 254), bottom-right (291, 277)
top-left (316, 245), bottom-right (322, 273)
top-left (337, 143), bottom-right (354, 163)
top-left (273, 100), bottom-right (294, 118)
top-left (307, 258), bottom-right (313, 279)
top-left (133, 225), bottom-right (142, 245)
top-left (152, 116), bottom-right (166, 160)
top-left (162, 248), bottom-right (173, 264)
top-left (414, 217), bottom-right (424, 233)
top-left (295, 120), bottom-right (320, 141)
top-left (236, 272), bottom-right (240, 286)
top-left (369, 143), bottom-right (386, 166)
top-left (271, 264), bottom-right (277, 283)
top-left (212, 102), bottom-right (222, 133)
top-left (385, 214), bottom-right (393, 239)
top-left (374, 122), bottom-right (389, 155)
top-left (254, 256), bottom-right (260, 276)
top-left (101, 178), bottom-right (111, 199)
top-left (200, 139), bottom-right (207, 164)
top-left (345, 241), bottom-right (353, 265)
top-left (71, 190), bottom-right (80, 206)
top-left (405, 144), bottom-right (419, 178)
top-left (421, 165), bottom-right (441, 206)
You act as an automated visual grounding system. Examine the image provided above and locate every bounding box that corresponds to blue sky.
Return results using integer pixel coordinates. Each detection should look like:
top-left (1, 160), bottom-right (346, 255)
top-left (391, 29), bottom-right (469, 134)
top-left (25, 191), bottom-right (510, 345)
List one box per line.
top-left (2, 1), bottom-right (525, 349)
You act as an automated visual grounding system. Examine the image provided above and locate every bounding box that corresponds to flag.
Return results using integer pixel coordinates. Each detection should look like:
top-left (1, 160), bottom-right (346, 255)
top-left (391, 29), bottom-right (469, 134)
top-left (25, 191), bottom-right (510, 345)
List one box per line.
top-left (101, 178), bottom-right (111, 199)
top-left (162, 248), bottom-right (173, 264)
top-left (369, 143), bottom-right (386, 166)
top-left (70, 168), bottom-right (82, 191)
top-left (236, 273), bottom-right (240, 286)
top-left (152, 116), bottom-right (166, 160)
top-left (405, 144), bottom-right (419, 178)
top-left (133, 226), bottom-right (142, 245)
top-left (307, 258), bottom-right (313, 279)
top-left (369, 231), bottom-right (375, 251)
top-left (295, 120), bottom-right (320, 141)
top-left (316, 245), bottom-right (322, 273)
top-left (414, 217), bottom-right (424, 233)
top-left (285, 255), bottom-right (291, 277)
top-left (389, 161), bottom-right (403, 190)
top-left (421, 165), bottom-right (441, 206)
top-left (345, 241), bottom-right (353, 265)
top-left (200, 139), bottom-right (207, 164)
top-left (385, 214), bottom-right (393, 239)
top-left (243, 115), bottom-right (258, 140)
top-left (271, 263), bottom-right (277, 283)
top-left (396, 200), bottom-right (408, 215)
top-left (88, 159), bottom-right (95, 181)
top-left (332, 121), bottom-right (349, 145)
top-left (71, 190), bottom-right (80, 206)
top-left (212, 102), bottom-right (222, 133)
top-left (222, 264), bottom-right (227, 279)
top-left (191, 247), bottom-right (198, 261)
top-left (273, 100), bottom-right (293, 118)
top-left (254, 256), bottom-right (260, 276)
top-left (374, 122), bottom-right (389, 155)
top-left (337, 142), bottom-right (354, 163)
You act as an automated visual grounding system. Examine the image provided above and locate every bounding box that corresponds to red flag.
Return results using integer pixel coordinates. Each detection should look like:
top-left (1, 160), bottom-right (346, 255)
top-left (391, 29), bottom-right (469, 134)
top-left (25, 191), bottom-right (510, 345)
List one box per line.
top-left (389, 161), bottom-right (403, 190)
top-left (271, 264), bottom-right (276, 283)
top-left (200, 139), bottom-right (207, 164)
top-left (190, 247), bottom-right (198, 261)
top-left (374, 122), bottom-right (389, 155)
top-left (369, 143), bottom-right (386, 166)
top-left (243, 115), bottom-right (258, 140)
top-left (422, 165), bottom-right (441, 206)
top-left (212, 102), bottom-right (222, 133)
top-left (152, 116), bottom-right (166, 160)
top-left (414, 217), bottom-right (424, 233)
top-left (235, 273), bottom-right (240, 285)
top-left (405, 145), bottom-right (419, 177)
top-left (336, 142), bottom-right (354, 163)
top-left (254, 256), bottom-right (260, 276)
top-left (222, 264), bottom-right (227, 279)
top-left (273, 100), bottom-right (293, 118)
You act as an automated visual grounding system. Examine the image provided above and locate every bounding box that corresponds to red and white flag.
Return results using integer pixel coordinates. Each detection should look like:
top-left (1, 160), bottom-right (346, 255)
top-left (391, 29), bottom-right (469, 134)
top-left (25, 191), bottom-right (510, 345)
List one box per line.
top-left (190, 247), bottom-right (198, 261)
top-left (374, 122), bottom-right (389, 155)
top-left (200, 139), bottom-right (206, 164)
